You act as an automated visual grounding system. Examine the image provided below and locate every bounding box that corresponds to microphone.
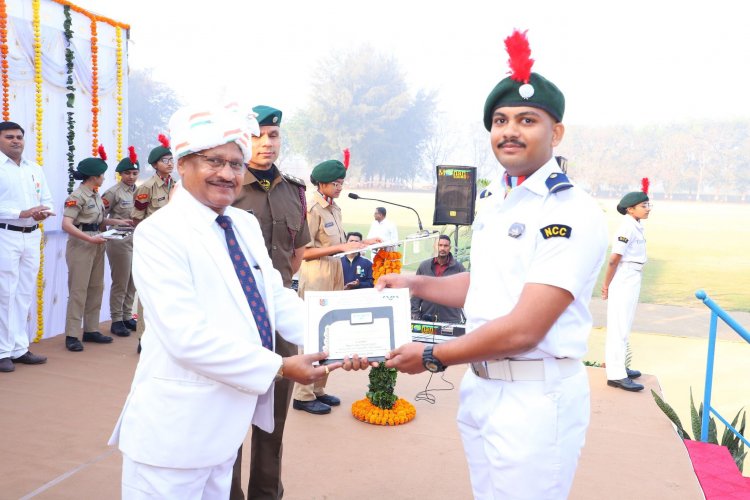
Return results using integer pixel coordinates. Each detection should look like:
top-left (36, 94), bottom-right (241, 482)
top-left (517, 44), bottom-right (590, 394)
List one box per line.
top-left (348, 193), bottom-right (431, 238)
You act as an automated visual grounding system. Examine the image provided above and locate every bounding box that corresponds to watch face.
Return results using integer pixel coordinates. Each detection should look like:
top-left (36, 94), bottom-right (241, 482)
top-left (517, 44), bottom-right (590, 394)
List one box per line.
top-left (425, 360), bottom-right (439, 373)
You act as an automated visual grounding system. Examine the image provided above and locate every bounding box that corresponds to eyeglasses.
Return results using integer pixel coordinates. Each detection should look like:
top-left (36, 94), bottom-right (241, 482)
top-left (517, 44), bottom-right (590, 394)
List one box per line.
top-left (192, 153), bottom-right (246, 173)
top-left (160, 157), bottom-right (174, 165)
top-left (330, 181), bottom-right (345, 188)
top-left (641, 202), bottom-right (653, 209)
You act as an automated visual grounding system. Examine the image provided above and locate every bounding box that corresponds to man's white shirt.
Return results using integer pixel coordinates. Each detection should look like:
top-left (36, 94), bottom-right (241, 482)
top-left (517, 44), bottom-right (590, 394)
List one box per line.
top-left (367, 219), bottom-right (398, 244)
top-left (0, 153), bottom-right (54, 225)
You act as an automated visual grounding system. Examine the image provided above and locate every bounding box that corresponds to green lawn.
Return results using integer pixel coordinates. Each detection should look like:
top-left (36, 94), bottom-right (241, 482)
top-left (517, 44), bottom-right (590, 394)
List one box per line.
top-left (336, 189), bottom-right (750, 312)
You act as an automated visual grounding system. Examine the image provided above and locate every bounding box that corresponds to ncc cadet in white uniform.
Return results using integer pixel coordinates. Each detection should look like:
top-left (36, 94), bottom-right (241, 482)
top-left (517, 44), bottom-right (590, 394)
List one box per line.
top-left (378, 30), bottom-right (608, 499)
top-left (602, 182), bottom-right (651, 392)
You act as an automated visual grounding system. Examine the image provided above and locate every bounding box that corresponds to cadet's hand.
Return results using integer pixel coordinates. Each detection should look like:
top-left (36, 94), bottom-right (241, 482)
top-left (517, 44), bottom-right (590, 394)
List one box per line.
top-left (375, 272), bottom-right (414, 291)
top-left (113, 218), bottom-right (134, 227)
top-left (344, 279), bottom-right (360, 290)
top-left (341, 354), bottom-right (378, 371)
top-left (342, 240), bottom-right (367, 253)
top-left (282, 351), bottom-right (341, 384)
top-left (362, 237), bottom-right (381, 245)
top-left (385, 342), bottom-right (426, 374)
top-left (89, 235), bottom-right (107, 245)
top-left (601, 286), bottom-right (608, 300)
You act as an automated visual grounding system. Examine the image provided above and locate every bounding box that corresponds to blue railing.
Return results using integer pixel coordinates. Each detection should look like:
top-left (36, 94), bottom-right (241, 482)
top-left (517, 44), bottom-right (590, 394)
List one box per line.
top-left (695, 290), bottom-right (750, 446)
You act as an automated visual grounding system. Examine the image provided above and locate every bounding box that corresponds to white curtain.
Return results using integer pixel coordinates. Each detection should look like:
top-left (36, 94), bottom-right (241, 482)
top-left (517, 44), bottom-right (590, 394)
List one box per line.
top-left (6, 0), bottom-right (129, 339)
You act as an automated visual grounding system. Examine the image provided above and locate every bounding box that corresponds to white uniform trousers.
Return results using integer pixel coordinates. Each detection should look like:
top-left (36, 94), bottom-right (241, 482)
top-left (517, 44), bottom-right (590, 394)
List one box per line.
top-left (605, 262), bottom-right (642, 380)
top-left (457, 360), bottom-right (589, 500)
top-left (0, 228), bottom-right (40, 358)
top-left (122, 452), bottom-right (236, 500)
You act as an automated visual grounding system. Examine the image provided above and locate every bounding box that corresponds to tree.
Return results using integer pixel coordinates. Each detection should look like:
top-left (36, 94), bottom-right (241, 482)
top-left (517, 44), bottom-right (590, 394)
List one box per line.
top-left (127, 69), bottom-right (181, 175)
top-left (288, 45), bottom-right (436, 186)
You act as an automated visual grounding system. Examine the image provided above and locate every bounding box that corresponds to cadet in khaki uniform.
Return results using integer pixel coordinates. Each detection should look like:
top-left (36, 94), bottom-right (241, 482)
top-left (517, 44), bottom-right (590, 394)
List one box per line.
top-left (131, 137), bottom-right (175, 343)
top-left (229, 106), bottom-right (312, 500)
top-left (102, 147), bottom-right (139, 337)
top-left (62, 151), bottom-right (131, 352)
top-left (292, 158), bottom-right (378, 415)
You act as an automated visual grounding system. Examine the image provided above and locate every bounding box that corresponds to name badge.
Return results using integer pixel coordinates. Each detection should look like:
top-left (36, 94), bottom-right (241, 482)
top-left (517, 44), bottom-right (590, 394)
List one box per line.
top-left (157, 196), bottom-right (166, 202)
top-left (87, 204), bottom-right (95, 209)
top-left (324, 221), bottom-right (334, 228)
top-left (120, 200), bottom-right (132, 207)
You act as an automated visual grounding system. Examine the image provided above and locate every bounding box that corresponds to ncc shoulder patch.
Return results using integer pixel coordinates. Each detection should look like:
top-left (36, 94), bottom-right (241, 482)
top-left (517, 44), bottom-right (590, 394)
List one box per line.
top-left (65, 199), bottom-right (77, 207)
top-left (540, 224), bottom-right (572, 239)
top-left (479, 189), bottom-right (493, 199)
top-left (282, 172), bottom-right (306, 188)
top-left (545, 173), bottom-right (573, 194)
top-left (618, 236), bottom-right (629, 243)
top-left (135, 193), bottom-right (149, 201)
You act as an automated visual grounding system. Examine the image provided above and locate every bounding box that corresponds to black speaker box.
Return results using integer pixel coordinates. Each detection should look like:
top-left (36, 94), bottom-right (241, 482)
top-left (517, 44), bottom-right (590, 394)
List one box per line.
top-left (433, 166), bottom-right (477, 226)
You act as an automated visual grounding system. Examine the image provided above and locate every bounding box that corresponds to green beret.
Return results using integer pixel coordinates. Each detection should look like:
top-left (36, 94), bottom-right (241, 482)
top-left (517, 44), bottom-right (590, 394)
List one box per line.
top-left (617, 191), bottom-right (649, 215)
top-left (311, 160), bottom-right (346, 183)
top-left (253, 105), bottom-right (282, 127)
top-left (147, 146), bottom-right (172, 165)
top-left (483, 72), bottom-right (565, 131)
top-left (77, 157), bottom-right (108, 176)
top-left (116, 157), bottom-right (139, 173)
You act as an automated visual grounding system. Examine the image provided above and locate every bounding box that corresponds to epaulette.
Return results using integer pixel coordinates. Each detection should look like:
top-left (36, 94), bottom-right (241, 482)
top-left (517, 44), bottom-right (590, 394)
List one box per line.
top-left (479, 188), bottom-right (493, 199)
top-left (282, 171), bottom-right (306, 189)
top-left (545, 172), bottom-right (573, 194)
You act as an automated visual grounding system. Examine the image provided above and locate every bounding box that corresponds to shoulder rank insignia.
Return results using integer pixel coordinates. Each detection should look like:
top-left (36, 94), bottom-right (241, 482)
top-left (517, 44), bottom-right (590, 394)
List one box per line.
top-left (540, 224), bottom-right (572, 239)
top-left (282, 172), bottom-right (306, 189)
top-left (618, 236), bottom-right (629, 243)
top-left (545, 172), bottom-right (573, 194)
top-left (65, 199), bottom-right (77, 207)
top-left (136, 193), bottom-right (149, 201)
top-left (479, 188), bottom-right (493, 199)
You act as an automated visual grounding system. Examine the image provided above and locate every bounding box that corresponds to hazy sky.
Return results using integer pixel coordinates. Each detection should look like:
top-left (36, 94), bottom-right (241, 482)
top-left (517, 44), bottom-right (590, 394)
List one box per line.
top-left (76, 0), bottom-right (750, 129)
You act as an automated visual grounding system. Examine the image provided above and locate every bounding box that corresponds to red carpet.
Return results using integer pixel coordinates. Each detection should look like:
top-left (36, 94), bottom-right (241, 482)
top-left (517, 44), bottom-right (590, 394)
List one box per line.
top-left (684, 440), bottom-right (750, 499)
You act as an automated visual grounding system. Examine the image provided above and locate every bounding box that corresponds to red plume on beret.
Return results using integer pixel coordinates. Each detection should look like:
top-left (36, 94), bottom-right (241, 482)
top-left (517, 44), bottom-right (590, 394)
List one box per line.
top-left (641, 177), bottom-right (650, 195)
top-left (97, 144), bottom-right (107, 161)
top-left (343, 148), bottom-right (350, 169)
top-left (158, 133), bottom-right (170, 149)
top-left (128, 146), bottom-right (137, 164)
top-left (505, 29), bottom-right (534, 84)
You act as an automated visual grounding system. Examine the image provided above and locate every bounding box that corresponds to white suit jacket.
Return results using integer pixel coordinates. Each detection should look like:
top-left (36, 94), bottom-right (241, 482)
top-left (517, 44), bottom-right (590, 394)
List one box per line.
top-left (109, 186), bottom-right (305, 468)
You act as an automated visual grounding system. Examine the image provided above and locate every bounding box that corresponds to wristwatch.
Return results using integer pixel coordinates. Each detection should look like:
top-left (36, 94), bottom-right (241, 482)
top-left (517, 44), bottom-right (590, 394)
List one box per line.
top-left (422, 344), bottom-right (446, 373)
top-left (274, 359), bottom-right (285, 382)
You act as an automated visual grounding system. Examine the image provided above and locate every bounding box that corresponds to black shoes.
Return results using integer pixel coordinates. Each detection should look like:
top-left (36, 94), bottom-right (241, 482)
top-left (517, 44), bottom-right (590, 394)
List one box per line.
top-left (0, 357), bottom-right (14, 372)
top-left (316, 394), bottom-right (341, 406)
top-left (626, 368), bottom-right (642, 379)
top-left (123, 318), bottom-right (137, 331)
top-left (110, 321), bottom-right (131, 337)
top-left (12, 351), bottom-right (47, 364)
top-left (66, 336), bottom-right (84, 352)
top-left (293, 399), bottom-right (331, 415)
top-left (607, 378), bottom-right (644, 392)
top-left (82, 331), bottom-right (113, 344)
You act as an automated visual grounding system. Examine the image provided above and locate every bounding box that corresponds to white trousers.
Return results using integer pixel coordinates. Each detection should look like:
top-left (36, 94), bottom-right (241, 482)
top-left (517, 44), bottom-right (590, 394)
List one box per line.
top-left (122, 452), bottom-right (236, 500)
top-left (0, 227), bottom-right (40, 358)
top-left (605, 262), bottom-right (642, 380)
top-left (457, 360), bottom-right (590, 500)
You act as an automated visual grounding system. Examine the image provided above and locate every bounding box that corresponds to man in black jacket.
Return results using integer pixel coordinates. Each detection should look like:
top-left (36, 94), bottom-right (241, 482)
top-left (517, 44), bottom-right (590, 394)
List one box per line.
top-left (411, 235), bottom-right (465, 323)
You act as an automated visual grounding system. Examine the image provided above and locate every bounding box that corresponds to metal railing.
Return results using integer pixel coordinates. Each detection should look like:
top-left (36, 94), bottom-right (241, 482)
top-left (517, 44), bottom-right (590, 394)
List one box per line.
top-left (695, 290), bottom-right (750, 446)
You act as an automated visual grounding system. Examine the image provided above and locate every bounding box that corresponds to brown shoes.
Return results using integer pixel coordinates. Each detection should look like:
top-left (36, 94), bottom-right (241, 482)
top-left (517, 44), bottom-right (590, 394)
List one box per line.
top-left (12, 351), bottom-right (47, 364)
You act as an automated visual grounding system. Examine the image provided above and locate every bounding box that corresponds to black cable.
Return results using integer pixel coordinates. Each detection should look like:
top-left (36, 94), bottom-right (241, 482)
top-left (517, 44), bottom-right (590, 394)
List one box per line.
top-left (414, 370), bottom-right (455, 404)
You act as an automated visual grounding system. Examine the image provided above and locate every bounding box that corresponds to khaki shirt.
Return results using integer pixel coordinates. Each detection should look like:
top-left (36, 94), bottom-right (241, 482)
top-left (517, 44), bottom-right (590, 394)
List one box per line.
top-left (233, 167), bottom-right (311, 287)
top-left (63, 185), bottom-right (104, 226)
top-left (132, 175), bottom-right (174, 220)
top-left (297, 191), bottom-right (345, 297)
top-left (102, 182), bottom-right (136, 225)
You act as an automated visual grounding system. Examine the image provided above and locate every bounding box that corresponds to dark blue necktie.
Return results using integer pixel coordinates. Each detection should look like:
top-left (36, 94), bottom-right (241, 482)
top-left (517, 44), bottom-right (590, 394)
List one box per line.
top-left (216, 215), bottom-right (273, 350)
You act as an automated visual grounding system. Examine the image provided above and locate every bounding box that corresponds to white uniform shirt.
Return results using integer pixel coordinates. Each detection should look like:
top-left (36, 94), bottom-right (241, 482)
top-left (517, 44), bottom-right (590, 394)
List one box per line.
top-left (464, 157), bottom-right (608, 360)
top-left (610, 215), bottom-right (647, 264)
top-left (367, 218), bottom-right (399, 244)
top-left (0, 153), bottom-right (54, 226)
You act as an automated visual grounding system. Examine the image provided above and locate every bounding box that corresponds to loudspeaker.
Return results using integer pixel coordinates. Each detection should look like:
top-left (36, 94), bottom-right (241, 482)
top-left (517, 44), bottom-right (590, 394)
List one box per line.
top-left (433, 165), bottom-right (477, 226)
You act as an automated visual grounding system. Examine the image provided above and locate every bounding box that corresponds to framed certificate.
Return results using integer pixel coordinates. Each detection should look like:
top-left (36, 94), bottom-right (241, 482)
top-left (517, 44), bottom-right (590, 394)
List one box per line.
top-left (304, 288), bottom-right (412, 364)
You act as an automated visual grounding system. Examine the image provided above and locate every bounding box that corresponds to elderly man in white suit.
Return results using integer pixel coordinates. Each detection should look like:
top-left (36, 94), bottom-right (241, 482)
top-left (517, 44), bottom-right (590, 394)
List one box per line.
top-left (109, 104), bottom-right (367, 499)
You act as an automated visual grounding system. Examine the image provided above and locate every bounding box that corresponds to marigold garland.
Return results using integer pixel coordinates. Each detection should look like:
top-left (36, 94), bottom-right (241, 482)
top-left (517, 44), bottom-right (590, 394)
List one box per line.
top-left (372, 249), bottom-right (402, 284)
top-left (51, 0), bottom-right (130, 30)
top-left (351, 397), bottom-right (416, 426)
top-left (115, 26), bottom-right (123, 166)
top-left (32, 0), bottom-right (45, 342)
top-left (90, 18), bottom-right (99, 155)
top-left (0, 0), bottom-right (9, 121)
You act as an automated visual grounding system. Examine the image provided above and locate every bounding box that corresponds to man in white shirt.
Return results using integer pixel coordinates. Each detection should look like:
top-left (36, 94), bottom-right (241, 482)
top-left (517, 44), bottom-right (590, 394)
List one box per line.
top-left (366, 206), bottom-right (398, 244)
top-left (0, 121), bottom-right (54, 373)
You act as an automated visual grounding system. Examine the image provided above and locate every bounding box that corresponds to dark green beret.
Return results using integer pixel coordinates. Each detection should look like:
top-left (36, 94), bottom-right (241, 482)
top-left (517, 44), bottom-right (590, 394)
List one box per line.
top-left (253, 105), bottom-right (282, 127)
top-left (116, 157), bottom-right (139, 173)
top-left (311, 160), bottom-right (346, 183)
top-left (77, 157), bottom-right (108, 176)
top-left (483, 72), bottom-right (565, 131)
top-left (147, 146), bottom-right (172, 165)
top-left (617, 191), bottom-right (649, 215)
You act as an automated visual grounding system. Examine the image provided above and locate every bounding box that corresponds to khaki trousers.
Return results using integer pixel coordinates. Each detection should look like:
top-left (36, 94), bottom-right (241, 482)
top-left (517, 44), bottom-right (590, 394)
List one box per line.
top-left (105, 236), bottom-right (135, 322)
top-left (65, 235), bottom-right (105, 337)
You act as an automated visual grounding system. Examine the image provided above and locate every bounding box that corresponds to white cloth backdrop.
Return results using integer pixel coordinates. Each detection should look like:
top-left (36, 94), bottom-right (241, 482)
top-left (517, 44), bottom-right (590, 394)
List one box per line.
top-left (6, 0), bottom-right (128, 340)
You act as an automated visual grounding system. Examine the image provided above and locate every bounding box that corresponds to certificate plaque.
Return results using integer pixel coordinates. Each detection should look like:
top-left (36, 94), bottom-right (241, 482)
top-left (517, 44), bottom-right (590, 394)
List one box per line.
top-left (304, 288), bottom-right (411, 365)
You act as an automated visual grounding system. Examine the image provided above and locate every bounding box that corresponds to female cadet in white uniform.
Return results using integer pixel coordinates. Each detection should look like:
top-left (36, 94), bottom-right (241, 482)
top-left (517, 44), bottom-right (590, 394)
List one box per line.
top-left (602, 183), bottom-right (651, 391)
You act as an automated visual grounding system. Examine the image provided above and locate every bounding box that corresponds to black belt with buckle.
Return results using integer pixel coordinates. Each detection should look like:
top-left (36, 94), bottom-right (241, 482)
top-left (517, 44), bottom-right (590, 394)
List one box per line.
top-left (0, 223), bottom-right (39, 233)
top-left (75, 223), bottom-right (100, 232)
